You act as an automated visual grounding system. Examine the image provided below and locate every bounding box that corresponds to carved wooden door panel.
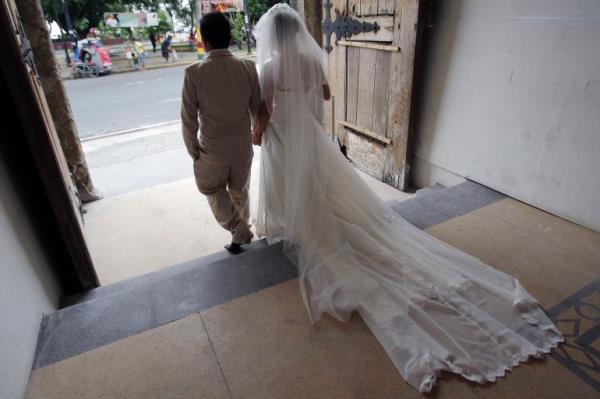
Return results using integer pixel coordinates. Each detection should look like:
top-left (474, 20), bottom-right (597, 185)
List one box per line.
top-left (323, 0), bottom-right (424, 190)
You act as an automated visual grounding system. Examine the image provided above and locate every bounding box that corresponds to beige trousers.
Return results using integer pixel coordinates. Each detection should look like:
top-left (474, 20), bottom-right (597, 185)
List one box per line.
top-left (193, 158), bottom-right (253, 244)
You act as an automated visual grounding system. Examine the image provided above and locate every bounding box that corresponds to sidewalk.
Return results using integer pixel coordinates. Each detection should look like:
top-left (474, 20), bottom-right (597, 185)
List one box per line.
top-left (56, 45), bottom-right (256, 80)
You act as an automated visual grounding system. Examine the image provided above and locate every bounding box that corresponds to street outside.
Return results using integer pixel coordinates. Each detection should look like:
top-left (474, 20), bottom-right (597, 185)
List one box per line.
top-left (62, 44), bottom-right (254, 138)
top-left (66, 65), bottom-right (186, 138)
top-left (65, 58), bottom-right (193, 197)
top-left (66, 50), bottom-right (253, 198)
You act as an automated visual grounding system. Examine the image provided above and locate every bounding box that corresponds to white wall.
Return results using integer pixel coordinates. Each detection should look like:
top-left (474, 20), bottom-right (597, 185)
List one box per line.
top-left (413, 0), bottom-right (600, 231)
top-left (0, 161), bottom-right (60, 399)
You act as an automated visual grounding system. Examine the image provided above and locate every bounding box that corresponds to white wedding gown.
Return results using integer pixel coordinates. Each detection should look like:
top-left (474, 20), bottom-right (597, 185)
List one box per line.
top-left (253, 4), bottom-right (562, 392)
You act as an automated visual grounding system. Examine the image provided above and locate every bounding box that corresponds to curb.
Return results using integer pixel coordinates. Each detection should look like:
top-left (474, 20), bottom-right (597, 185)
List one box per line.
top-left (61, 53), bottom-right (256, 80)
top-left (137, 60), bottom-right (197, 71)
top-left (62, 60), bottom-right (196, 80)
top-left (81, 119), bottom-right (181, 142)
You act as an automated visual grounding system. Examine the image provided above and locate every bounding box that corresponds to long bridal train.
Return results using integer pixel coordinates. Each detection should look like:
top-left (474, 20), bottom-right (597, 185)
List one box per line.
top-left (252, 4), bottom-right (562, 392)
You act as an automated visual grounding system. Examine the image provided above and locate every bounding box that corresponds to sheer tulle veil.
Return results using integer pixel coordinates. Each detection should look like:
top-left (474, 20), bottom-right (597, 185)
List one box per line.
top-left (252, 4), bottom-right (563, 393)
top-left (253, 3), bottom-right (338, 320)
top-left (253, 3), bottom-right (327, 110)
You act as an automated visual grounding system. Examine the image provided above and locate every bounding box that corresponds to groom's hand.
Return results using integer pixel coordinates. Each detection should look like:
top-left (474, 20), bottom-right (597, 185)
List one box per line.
top-left (252, 131), bottom-right (262, 146)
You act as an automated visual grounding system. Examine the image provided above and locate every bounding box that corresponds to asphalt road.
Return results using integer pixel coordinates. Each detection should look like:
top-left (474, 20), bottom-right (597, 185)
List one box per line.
top-left (65, 65), bottom-right (187, 138)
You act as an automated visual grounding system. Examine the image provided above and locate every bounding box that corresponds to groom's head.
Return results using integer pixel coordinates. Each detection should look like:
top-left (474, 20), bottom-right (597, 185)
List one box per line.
top-left (200, 12), bottom-right (231, 52)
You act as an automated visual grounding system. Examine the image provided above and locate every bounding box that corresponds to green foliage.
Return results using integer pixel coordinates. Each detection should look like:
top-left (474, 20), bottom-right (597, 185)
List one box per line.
top-left (40, 0), bottom-right (63, 24)
top-left (154, 9), bottom-right (174, 34)
top-left (162, 0), bottom-right (195, 29)
top-left (231, 12), bottom-right (244, 48)
top-left (247, 0), bottom-right (268, 24)
top-left (67, 0), bottom-right (108, 37)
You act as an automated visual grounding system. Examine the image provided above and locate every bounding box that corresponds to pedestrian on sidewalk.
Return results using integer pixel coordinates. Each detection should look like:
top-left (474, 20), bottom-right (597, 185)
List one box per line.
top-left (124, 41), bottom-right (137, 68)
top-left (161, 34), bottom-right (172, 63)
top-left (149, 32), bottom-right (157, 53)
top-left (188, 29), bottom-right (197, 52)
top-left (134, 40), bottom-right (146, 70)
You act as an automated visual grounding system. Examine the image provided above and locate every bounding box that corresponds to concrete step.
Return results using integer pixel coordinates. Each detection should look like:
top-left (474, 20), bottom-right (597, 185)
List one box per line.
top-left (415, 183), bottom-right (446, 197)
top-left (36, 240), bottom-right (295, 370)
top-left (386, 180), bottom-right (505, 230)
top-left (61, 239), bottom-right (269, 308)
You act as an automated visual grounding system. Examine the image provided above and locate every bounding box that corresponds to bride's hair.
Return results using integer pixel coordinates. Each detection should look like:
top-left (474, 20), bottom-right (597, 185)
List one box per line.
top-left (255, 3), bottom-right (327, 98)
top-left (274, 8), bottom-right (300, 46)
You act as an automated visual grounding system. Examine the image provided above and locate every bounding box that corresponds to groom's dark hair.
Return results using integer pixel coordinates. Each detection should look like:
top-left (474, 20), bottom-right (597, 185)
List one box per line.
top-left (200, 12), bottom-right (231, 49)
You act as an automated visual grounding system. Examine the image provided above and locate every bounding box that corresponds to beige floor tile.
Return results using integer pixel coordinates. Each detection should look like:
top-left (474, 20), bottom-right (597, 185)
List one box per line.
top-left (481, 198), bottom-right (600, 266)
top-left (422, 356), bottom-right (597, 399)
top-left (201, 280), bottom-right (412, 399)
top-left (425, 206), bottom-right (600, 308)
top-left (201, 279), bottom-right (594, 399)
top-left (423, 204), bottom-right (600, 398)
top-left (33, 195), bottom-right (598, 398)
top-left (24, 315), bottom-right (230, 399)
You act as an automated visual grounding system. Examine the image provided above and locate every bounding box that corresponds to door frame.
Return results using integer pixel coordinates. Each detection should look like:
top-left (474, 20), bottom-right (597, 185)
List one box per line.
top-left (0, 0), bottom-right (99, 292)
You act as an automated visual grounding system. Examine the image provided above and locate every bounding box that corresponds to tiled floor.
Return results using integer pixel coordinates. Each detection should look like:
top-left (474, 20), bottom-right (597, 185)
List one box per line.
top-left (26, 188), bottom-right (600, 398)
top-left (25, 315), bottom-right (230, 399)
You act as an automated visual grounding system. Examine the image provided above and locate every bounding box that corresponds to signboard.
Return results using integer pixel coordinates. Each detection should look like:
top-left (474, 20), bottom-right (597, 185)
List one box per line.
top-left (201, 0), bottom-right (243, 13)
top-left (104, 12), bottom-right (159, 28)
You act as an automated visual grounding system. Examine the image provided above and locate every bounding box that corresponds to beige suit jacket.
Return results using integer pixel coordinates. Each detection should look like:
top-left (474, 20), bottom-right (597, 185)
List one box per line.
top-left (181, 49), bottom-right (261, 165)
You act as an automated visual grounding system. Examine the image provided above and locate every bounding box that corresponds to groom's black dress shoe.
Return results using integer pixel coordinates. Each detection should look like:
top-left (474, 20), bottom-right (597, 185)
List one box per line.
top-left (225, 242), bottom-right (244, 255)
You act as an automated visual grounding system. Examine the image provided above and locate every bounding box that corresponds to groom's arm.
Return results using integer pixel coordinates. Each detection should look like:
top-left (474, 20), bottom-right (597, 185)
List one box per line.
top-left (247, 61), bottom-right (262, 128)
top-left (181, 68), bottom-right (200, 160)
top-left (245, 60), bottom-right (271, 146)
top-left (252, 100), bottom-right (271, 146)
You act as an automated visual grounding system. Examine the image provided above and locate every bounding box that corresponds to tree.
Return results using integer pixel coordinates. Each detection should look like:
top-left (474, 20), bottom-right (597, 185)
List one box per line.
top-left (154, 9), bottom-right (173, 34)
top-left (231, 13), bottom-right (244, 49)
top-left (247, 0), bottom-right (268, 24)
top-left (18, 0), bottom-right (101, 202)
top-left (162, 0), bottom-right (195, 31)
top-left (62, 0), bottom-right (107, 38)
top-left (40, 0), bottom-right (72, 64)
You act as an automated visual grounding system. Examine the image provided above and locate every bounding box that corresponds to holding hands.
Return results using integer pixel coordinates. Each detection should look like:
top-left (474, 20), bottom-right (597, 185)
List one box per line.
top-left (252, 130), bottom-right (263, 146)
top-left (251, 100), bottom-right (271, 146)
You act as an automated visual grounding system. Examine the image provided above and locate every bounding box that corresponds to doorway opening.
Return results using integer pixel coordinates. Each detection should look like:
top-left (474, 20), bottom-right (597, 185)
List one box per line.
top-left (11, 0), bottom-right (418, 291)
top-left (61, 41), bottom-right (235, 285)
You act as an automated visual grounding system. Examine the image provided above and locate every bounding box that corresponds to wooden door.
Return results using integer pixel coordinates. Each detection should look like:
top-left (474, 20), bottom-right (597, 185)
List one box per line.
top-left (323, 0), bottom-right (424, 190)
top-left (1, 0), bottom-right (99, 290)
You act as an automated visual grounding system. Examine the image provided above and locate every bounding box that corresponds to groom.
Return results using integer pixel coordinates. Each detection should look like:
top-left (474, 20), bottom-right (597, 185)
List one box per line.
top-left (181, 12), bottom-right (264, 254)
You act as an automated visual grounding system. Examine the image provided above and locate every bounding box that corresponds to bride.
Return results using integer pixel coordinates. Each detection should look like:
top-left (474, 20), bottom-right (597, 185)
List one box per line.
top-left (250, 4), bottom-right (562, 392)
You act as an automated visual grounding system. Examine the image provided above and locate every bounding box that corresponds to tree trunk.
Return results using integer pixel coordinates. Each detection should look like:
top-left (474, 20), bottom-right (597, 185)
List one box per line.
top-left (17, 0), bottom-right (101, 203)
top-left (59, 27), bottom-right (72, 66)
